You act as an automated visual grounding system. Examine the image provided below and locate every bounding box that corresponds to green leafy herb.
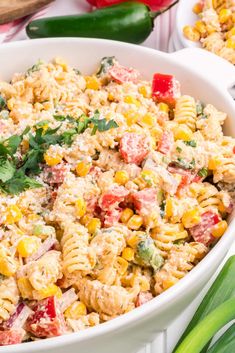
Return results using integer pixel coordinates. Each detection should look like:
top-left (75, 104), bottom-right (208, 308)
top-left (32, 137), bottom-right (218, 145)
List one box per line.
top-left (26, 60), bottom-right (43, 76)
top-left (196, 102), bottom-right (204, 115)
top-left (171, 158), bottom-right (196, 170)
top-left (0, 159), bottom-right (15, 183)
top-left (73, 68), bottom-right (81, 75)
top-left (1, 171), bottom-right (42, 195)
top-left (198, 167), bottom-right (208, 178)
top-left (189, 158), bottom-right (196, 169)
top-left (0, 95), bottom-right (6, 110)
top-left (35, 120), bottom-right (50, 127)
top-left (184, 140), bottom-right (197, 147)
top-left (201, 114), bottom-right (208, 119)
top-left (54, 115), bottom-right (75, 123)
top-left (176, 146), bottom-right (182, 153)
top-left (90, 116), bottom-right (118, 135)
top-left (96, 56), bottom-right (115, 77)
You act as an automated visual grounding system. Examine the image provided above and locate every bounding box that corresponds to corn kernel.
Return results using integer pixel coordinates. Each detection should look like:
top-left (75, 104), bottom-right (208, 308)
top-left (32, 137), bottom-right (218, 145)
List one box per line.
top-left (173, 124), bottom-right (193, 141)
top-left (127, 215), bottom-right (143, 230)
top-left (123, 109), bottom-right (139, 126)
top-left (226, 38), bottom-right (235, 49)
top-left (0, 257), bottom-right (17, 277)
top-left (85, 76), bottom-right (100, 90)
top-left (139, 277), bottom-right (150, 291)
top-left (44, 152), bottom-right (62, 166)
top-left (87, 218), bottom-right (101, 234)
top-left (163, 277), bottom-right (178, 290)
top-left (208, 157), bottom-right (222, 170)
top-left (182, 209), bottom-right (201, 228)
top-left (120, 208), bottom-right (134, 223)
top-left (158, 102), bottom-right (169, 113)
top-left (141, 113), bottom-right (155, 126)
top-left (114, 170), bottom-right (129, 185)
top-left (141, 170), bottom-right (157, 186)
top-left (76, 161), bottom-right (91, 177)
top-left (21, 139), bottom-right (29, 153)
top-left (219, 9), bottom-right (232, 24)
top-left (4, 205), bottom-right (22, 225)
top-left (108, 93), bottom-right (115, 101)
top-left (194, 20), bottom-right (207, 35)
top-left (115, 256), bottom-right (129, 275)
top-left (183, 25), bottom-right (201, 41)
top-left (225, 27), bottom-right (235, 39)
top-left (138, 85), bottom-right (151, 98)
top-left (17, 277), bottom-right (33, 299)
top-left (165, 198), bottom-right (173, 218)
top-left (80, 214), bottom-right (91, 226)
top-left (232, 13), bottom-right (235, 23)
top-left (122, 247), bottom-right (135, 261)
top-left (75, 198), bottom-right (87, 218)
top-left (211, 220), bottom-right (228, 238)
top-left (7, 98), bottom-right (15, 110)
top-left (17, 237), bottom-right (39, 257)
top-left (193, 2), bottom-right (203, 14)
top-left (64, 301), bottom-right (87, 319)
top-left (54, 57), bottom-right (68, 71)
top-left (34, 284), bottom-right (62, 300)
top-left (124, 95), bottom-right (140, 107)
top-left (218, 202), bottom-right (227, 213)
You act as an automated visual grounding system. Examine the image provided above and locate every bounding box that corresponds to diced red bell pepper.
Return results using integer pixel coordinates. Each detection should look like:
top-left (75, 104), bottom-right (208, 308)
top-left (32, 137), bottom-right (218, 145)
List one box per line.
top-left (135, 292), bottom-right (153, 307)
top-left (104, 207), bottom-right (122, 227)
top-left (109, 64), bottom-right (140, 84)
top-left (132, 188), bottom-right (157, 215)
top-left (233, 146), bottom-right (235, 154)
top-left (120, 133), bottom-right (149, 164)
top-left (189, 211), bottom-right (220, 246)
top-left (167, 165), bottom-right (201, 193)
top-left (152, 73), bottom-right (181, 108)
top-left (0, 329), bottom-right (25, 346)
top-left (157, 130), bottom-right (174, 154)
top-left (99, 185), bottom-right (129, 210)
top-left (43, 163), bottom-right (69, 185)
top-left (95, 0), bottom-right (174, 11)
top-left (26, 296), bottom-right (66, 338)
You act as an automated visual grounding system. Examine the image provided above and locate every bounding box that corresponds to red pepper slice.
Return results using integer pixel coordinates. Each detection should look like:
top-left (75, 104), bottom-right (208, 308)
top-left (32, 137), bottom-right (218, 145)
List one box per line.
top-left (95, 0), bottom-right (174, 11)
top-left (152, 73), bottom-right (181, 108)
top-left (189, 211), bottom-right (220, 246)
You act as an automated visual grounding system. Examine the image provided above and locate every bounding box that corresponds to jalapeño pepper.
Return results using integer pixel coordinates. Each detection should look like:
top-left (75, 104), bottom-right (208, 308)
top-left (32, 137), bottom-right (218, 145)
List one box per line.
top-left (26, 1), bottom-right (178, 44)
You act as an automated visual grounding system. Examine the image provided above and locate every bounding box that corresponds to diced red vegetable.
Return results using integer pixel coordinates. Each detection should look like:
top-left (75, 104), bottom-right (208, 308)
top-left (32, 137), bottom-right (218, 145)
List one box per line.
top-left (104, 207), bottom-right (122, 227)
top-left (2, 303), bottom-right (25, 330)
top-left (152, 73), bottom-right (181, 107)
top-left (2, 303), bottom-right (32, 331)
top-left (95, 0), bottom-right (174, 10)
top-left (189, 211), bottom-right (220, 246)
top-left (42, 163), bottom-right (69, 185)
top-left (0, 329), bottom-right (25, 346)
top-left (135, 292), bottom-right (153, 307)
top-left (157, 130), bottom-right (174, 154)
top-left (233, 146), bottom-right (235, 154)
top-left (26, 296), bottom-right (66, 338)
top-left (87, 0), bottom-right (97, 5)
top-left (132, 188), bottom-right (157, 215)
top-left (109, 64), bottom-right (140, 84)
top-left (99, 185), bottom-right (129, 210)
top-left (120, 133), bottom-right (149, 164)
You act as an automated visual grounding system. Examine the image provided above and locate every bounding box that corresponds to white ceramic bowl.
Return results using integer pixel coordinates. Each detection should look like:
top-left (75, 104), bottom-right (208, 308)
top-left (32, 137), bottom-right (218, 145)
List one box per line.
top-left (0, 38), bottom-right (234, 353)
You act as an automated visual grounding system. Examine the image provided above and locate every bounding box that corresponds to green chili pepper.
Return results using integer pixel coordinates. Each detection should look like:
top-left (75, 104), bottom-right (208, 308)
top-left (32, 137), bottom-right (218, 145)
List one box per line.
top-left (26, 1), bottom-right (178, 44)
top-left (173, 256), bottom-right (235, 353)
top-left (207, 323), bottom-right (235, 353)
top-left (174, 297), bottom-right (235, 353)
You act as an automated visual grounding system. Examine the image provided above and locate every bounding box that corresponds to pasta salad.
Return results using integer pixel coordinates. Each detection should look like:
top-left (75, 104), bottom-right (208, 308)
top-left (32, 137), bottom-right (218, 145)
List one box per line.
top-left (183, 0), bottom-right (235, 64)
top-left (0, 56), bottom-right (234, 345)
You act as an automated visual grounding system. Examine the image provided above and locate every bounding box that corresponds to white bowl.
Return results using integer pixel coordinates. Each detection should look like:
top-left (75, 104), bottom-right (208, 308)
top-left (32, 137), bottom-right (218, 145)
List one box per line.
top-left (0, 38), bottom-right (234, 353)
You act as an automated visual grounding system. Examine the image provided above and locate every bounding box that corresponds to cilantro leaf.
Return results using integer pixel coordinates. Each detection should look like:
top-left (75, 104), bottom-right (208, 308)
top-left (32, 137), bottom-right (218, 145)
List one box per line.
top-left (2, 172), bottom-right (42, 195)
top-left (176, 146), bottom-right (182, 153)
top-left (0, 159), bottom-right (15, 182)
top-left (96, 56), bottom-right (115, 77)
top-left (184, 140), bottom-right (197, 148)
top-left (26, 60), bottom-right (43, 76)
top-left (196, 102), bottom-right (204, 115)
top-left (54, 115), bottom-right (75, 123)
top-left (0, 95), bottom-right (6, 110)
top-left (198, 167), bottom-right (208, 178)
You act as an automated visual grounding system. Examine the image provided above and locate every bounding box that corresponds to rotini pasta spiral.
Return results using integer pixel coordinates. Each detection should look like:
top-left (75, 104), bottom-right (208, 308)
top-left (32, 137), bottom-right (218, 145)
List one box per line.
top-left (61, 223), bottom-right (96, 278)
top-left (174, 95), bottom-right (197, 131)
top-left (213, 157), bottom-right (235, 184)
top-left (152, 223), bottom-right (188, 258)
top-left (154, 242), bottom-right (208, 294)
top-left (67, 312), bottom-right (100, 332)
top-left (26, 250), bottom-right (62, 290)
top-left (77, 278), bottom-right (135, 318)
top-left (0, 277), bottom-right (19, 321)
top-left (196, 183), bottom-right (221, 213)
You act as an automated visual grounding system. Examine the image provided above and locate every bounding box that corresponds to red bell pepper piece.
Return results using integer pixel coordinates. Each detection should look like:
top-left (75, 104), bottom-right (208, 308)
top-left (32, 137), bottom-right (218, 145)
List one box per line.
top-left (189, 211), bottom-right (220, 246)
top-left (95, 0), bottom-right (175, 11)
top-left (152, 73), bottom-right (181, 107)
top-left (26, 296), bottom-right (66, 338)
top-left (132, 188), bottom-right (157, 215)
top-left (99, 185), bottom-right (129, 210)
top-left (0, 329), bottom-right (25, 346)
top-left (120, 132), bottom-right (149, 164)
top-left (104, 207), bottom-right (122, 227)
top-left (157, 130), bottom-right (174, 154)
